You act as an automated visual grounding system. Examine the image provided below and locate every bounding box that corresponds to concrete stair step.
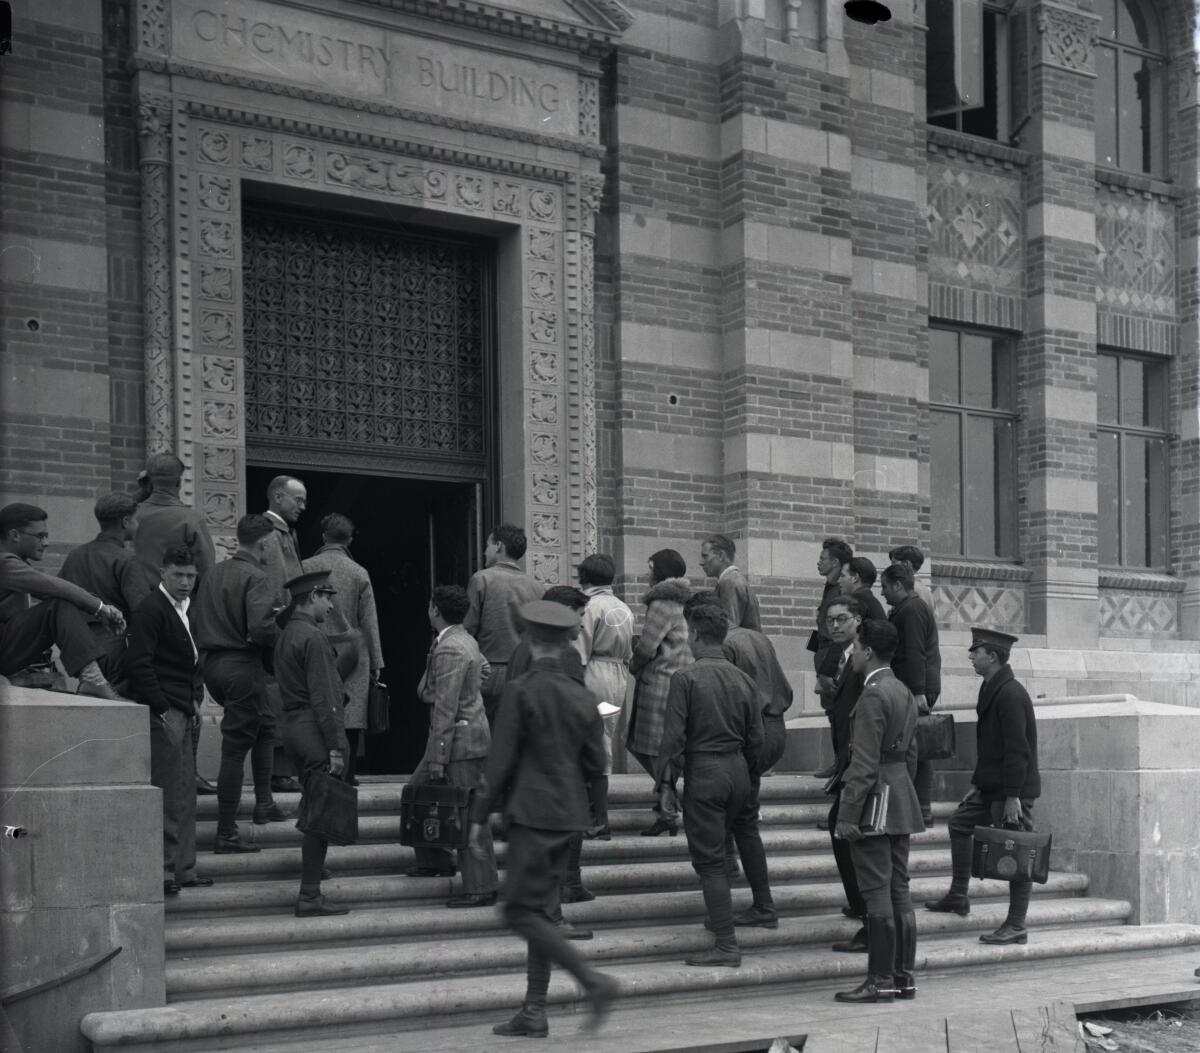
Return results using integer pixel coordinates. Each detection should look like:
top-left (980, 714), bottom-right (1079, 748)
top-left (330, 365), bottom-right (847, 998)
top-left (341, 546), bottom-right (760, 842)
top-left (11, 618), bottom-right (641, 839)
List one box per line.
top-left (165, 897), bottom-right (1131, 998)
top-left (165, 872), bottom-right (1093, 952)
top-left (82, 923), bottom-right (1200, 1052)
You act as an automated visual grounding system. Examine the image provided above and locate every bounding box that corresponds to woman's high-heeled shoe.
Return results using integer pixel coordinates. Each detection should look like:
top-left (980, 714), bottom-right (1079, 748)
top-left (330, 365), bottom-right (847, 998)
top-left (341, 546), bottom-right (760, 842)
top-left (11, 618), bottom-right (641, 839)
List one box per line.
top-left (641, 816), bottom-right (679, 837)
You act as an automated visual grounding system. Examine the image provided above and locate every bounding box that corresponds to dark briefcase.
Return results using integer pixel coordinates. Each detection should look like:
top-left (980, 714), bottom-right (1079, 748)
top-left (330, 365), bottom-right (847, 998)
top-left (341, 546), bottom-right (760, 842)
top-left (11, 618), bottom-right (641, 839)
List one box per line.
top-left (916, 712), bottom-right (956, 761)
top-left (366, 678), bottom-right (390, 734)
top-left (400, 780), bottom-right (472, 850)
top-left (971, 825), bottom-right (1051, 884)
top-left (296, 772), bottom-right (359, 846)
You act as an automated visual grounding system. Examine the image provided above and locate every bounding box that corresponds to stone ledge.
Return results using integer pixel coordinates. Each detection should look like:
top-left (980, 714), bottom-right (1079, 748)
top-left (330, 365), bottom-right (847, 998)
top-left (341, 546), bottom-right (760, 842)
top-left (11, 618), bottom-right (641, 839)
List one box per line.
top-left (1098, 570), bottom-right (1185, 593)
top-left (932, 558), bottom-right (1032, 583)
top-left (1095, 166), bottom-right (1182, 201)
top-left (926, 127), bottom-right (1030, 169)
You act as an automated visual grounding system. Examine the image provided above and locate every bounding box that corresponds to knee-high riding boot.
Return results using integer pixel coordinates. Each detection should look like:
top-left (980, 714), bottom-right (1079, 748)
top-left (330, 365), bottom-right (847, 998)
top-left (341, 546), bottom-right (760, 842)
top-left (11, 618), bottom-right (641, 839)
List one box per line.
top-left (893, 909), bottom-right (917, 999)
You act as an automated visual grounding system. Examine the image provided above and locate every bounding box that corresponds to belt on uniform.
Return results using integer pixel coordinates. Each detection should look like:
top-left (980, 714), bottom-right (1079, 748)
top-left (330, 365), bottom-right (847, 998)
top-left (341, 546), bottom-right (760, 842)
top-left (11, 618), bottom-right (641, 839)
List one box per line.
top-left (880, 748), bottom-right (908, 762)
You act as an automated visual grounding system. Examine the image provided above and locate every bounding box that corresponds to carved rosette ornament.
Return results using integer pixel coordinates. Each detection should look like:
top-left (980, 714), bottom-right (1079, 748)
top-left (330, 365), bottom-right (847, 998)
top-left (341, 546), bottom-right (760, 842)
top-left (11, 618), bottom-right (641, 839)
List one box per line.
top-left (137, 91), bottom-right (176, 455)
top-left (1033, 2), bottom-right (1099, 76)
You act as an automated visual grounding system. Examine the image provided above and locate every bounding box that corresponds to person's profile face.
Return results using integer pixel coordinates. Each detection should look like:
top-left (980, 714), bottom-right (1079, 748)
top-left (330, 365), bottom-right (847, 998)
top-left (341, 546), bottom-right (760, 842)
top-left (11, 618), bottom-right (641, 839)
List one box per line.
top-left (699, 542), bottom-right (722, 577)
top-left (275, 481), bottom-right (307, 523)
top-left (484, 534), bottom-right (502, 566)
top-left (850, 636), bottom-right (870, 675)
top-left (817, 548), bottom-right (837, 576)
top-left (10, 522), bottom-right (49, 561)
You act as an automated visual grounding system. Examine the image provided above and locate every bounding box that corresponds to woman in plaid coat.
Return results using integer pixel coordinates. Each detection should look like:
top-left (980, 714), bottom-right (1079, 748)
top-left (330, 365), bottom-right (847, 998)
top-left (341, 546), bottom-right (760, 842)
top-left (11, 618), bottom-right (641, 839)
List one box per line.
top-left (627, 549), bottom-right (693, 836)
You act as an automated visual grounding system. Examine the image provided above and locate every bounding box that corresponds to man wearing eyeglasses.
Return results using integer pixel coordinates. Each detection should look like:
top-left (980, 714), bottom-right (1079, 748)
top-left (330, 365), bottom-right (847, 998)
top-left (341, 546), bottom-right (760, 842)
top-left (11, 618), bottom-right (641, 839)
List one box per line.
top-left (0, 502), bottom-right (126, 698)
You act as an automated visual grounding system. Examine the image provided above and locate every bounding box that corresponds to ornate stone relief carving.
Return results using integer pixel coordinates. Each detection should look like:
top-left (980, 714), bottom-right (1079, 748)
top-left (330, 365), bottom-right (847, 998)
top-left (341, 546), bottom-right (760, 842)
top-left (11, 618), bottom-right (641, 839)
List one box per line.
top-left (528, 228), bottom-right (557, 261)
top-left (532, 513), bottom-right (561, 547)
top-left (199, 263), bottom-right (233, 302)
top-left (199, 310), bottom-right (235, 349)
top-left (201, 399), bottom-right (239, 440)
top-left (240, 136), bottom-right (274, 172)
top-left (455, 174), bottom-right (485, 210)
top-left (1034, 3), bottom-right (1099, 76)
top-left (493, 181), bottom-right (523, 216)
top-left (578, 76), bottom-right (600, 141)
top-left (531, 551), bottom-right (562, 585)
top-left (137, 0), bottom-right (168, 53)
top-left (202, 491), bottom-right (239, 530)
top-left (283, 143), bottom-right (317, 180)
top-left (201, 446), bottom-right (238, 482)
top-left (530, 349), bottom-right (560, 385)
top-left (528, 269), bottom-right (557, 304)
top-left (528, 310), bottom-right (558, 343)
top-left (201, 355), bottom-right (236, 394)
top-left (198, 128), bottom-right (232, 166)
top-left (531, 472), bottom-right (560, 506)
top-left (529, 188), bottom-right (559, 222)
top-left (530, 432), bottom-right (559, 465)
top-left (197, 174), bottom-right (231, 212)
top-left (327, 152), bottom-right (422, 196)
top-left (1096, 189), bottom-right (1176, 315)
top-left (199, 219), bottom-right (234, 258)
top-left (530, 391), bottom-right (559, 424)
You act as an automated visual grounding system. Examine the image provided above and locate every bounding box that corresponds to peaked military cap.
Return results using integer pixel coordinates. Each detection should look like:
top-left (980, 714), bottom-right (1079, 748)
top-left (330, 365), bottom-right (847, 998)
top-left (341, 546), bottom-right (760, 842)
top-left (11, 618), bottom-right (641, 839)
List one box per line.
top-left (969, 626), bottom-right (1019, 652)
top-left (520, 599), bottom-right (580, 642)
top-left (284, 570), bottom-right (335, 601)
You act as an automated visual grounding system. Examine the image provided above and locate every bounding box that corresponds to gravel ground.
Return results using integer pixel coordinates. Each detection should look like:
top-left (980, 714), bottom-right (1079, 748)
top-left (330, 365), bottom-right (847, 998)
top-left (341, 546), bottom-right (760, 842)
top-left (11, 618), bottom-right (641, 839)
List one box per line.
top-left (1082, 1005), bottom-right (1200, 1053)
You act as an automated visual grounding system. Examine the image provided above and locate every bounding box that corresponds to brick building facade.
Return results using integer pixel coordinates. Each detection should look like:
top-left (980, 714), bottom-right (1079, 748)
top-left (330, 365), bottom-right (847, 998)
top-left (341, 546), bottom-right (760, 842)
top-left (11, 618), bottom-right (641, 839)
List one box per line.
top-left (3, 0), bottom-right (1200, 727)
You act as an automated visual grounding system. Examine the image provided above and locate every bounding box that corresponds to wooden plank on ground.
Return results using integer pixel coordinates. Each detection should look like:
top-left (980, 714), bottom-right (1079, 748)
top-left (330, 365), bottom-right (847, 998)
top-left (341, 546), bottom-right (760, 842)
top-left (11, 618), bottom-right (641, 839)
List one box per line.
top-left (1010, 1002), bottom-right (1084, 1053)
top-left (802, 1024), bottom-right (879, 1053)
top-left (875, 1017), bottom-right (947, 1053)
top-left (946, 1008), bottom-right (1021, 1053)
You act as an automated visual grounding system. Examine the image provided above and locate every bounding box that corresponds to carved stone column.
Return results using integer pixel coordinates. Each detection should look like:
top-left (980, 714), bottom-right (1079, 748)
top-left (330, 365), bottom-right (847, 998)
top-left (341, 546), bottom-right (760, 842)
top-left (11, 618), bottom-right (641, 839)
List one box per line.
top-left (578, 174), bottom-right (604, 556)
top-left (136, 91), bottom-right (175, 455)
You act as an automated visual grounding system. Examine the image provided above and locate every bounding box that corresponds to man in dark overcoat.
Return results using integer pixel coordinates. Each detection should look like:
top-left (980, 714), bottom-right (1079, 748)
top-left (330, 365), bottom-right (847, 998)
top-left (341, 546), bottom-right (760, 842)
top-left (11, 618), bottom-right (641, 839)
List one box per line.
top-left (467, 600), bottom-right (619, 1039)
top-left (834, 618), bottom-right (923, 1003)
top-left (925, 627), bottom-right (1040, 945)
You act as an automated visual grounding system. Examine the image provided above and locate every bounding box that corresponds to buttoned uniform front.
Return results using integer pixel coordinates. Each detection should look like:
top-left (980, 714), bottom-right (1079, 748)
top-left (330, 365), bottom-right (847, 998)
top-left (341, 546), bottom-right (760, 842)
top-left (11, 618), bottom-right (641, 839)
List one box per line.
top-left (463, 559), bottom-right (542, 723)
top-left (301, 543), bottom-right (382, 731)
top-left (124, 585), bottom-right (204, 884)
top-left (411, 623), bottom-right (497, 893)
top-left (657, 644), bottom-right (767, 945)
top-left (130, 490), bottom-right (216, 607)
top-left (59, 532), bottom-right (142, 675)
top-left (578, 584), bottom-right (633, 774)
top-left (715, 565), bottom-right (761, 631)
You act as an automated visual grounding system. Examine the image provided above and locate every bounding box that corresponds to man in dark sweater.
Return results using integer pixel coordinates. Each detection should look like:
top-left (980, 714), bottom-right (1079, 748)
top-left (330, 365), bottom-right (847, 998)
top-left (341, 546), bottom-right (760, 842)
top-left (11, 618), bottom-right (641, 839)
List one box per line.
top-left (925, 627), bottom-right (1040, 945)
top-left (123, 545), bottom-right (209, 896)
top-left (839, 556), bottom-right (887, 622)
top-left (813, 537), bottom-right (853, 778)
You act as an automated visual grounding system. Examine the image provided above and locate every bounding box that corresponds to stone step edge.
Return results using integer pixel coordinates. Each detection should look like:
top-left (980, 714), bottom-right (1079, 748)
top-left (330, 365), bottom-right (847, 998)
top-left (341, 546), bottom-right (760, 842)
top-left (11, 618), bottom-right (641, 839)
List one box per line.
top-left (82, 923), bottom-right (1200, 1048)
top-left (164, 873), bottom-right (1093, 951)
top-left (164, 897), bottom-right (1132, 997)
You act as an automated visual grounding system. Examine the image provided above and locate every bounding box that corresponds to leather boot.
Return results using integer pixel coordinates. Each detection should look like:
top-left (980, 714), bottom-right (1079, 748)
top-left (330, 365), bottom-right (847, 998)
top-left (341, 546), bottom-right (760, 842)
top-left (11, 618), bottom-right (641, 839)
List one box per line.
top-left (893, 909), bottom-right (917, 999)
top-left (492, 1004), bottom-right (549, 1038)
top-left (686, 935), bottom-right (741, 967)
top-left (834, 915), bottom-right (897, 1003)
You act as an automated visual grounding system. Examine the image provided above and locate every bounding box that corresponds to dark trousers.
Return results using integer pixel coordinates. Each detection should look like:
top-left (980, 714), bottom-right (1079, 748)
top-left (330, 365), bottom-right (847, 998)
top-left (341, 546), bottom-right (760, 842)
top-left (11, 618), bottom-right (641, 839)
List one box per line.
top-left (947, 795), bottom-right (1035, 926)
top-left (280, 711), bottom-right (338, 894)
top-left (503, 824), bottom-right (602, 1008)
top-left (828, 795), bottom-right (865, 917)
top-left (0, 599), bottom-right (105, 677)
top-left (267, 677), bottom-right (297, 778)
top-left (913, 691), bottom-right (940, 819)
top-left (725, 714), bottom-right (786, 894)
top-left (482, 663), bottom-right (510, 729)
top-left (150, 707), bottom-right (198, 882)
top-left (411, 757), bottom-right (498, 895)
top-left (849, 833), bottom-right (914, 982)
top-left (205, 651), bottom-right (275, 833)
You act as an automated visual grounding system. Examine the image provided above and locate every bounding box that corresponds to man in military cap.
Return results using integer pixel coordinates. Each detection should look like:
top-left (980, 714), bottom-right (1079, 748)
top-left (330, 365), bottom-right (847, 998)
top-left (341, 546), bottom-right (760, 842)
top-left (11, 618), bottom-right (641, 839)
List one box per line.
top-left (467, 600), bottom-right (619, 1039)
top-left (275, 569), bottom-right (350, 918)
top-left (925, 627), bottom-right (1040, 945)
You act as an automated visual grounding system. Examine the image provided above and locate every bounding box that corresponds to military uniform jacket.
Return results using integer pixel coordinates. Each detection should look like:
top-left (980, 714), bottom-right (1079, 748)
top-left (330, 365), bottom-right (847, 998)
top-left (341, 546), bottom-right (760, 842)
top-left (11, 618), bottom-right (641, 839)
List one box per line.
top-left (190, 552), bottom-right (278, 656)
top-left (973, 665), bottom-right (1040, 801)
top-left (274, 610), bottom-right (348, 753)
top-left (418, 624), bottom-right (491, 766)
top-left (470, 655), bottom-right (605, 830)
top-left (839, 668), bottom-right (923, 836)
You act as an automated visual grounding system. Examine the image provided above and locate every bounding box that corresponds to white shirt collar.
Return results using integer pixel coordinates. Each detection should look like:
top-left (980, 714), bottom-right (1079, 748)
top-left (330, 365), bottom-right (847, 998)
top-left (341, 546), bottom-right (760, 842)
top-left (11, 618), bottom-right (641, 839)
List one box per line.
top-left (264, 509), bottom-right (287, 528)
top-left (863, 666), bottom-right (888, 687)
top-left (583, 585), bottom-right (613, 597)
top-left (158, 583), bottom-right (190, 617)
top-left (718, 565), bottom-right (739, 581)
top-left (436, 624), bottom-right (455, 644)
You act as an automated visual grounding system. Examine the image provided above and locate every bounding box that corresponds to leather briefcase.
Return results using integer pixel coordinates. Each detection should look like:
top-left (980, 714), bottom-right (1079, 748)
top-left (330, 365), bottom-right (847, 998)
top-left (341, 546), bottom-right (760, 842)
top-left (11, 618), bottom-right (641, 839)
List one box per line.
top-left (916, 712), bottom-right (956, 761)
top-left (971, 824), bottom-right (1051, 884)
top-left (296, 772), bottom-right (359, 846)
top-left (366, 678), bottom-right (390, 734)
top-left (400, 780), bottom-right (472, 850)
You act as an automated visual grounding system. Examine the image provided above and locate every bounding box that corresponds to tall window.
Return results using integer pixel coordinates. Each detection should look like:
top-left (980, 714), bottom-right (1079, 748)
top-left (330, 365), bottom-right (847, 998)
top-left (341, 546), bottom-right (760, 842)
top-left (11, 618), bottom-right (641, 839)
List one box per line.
top-left (927, 0), bottom-right (1009, 141)
top-left (1098, 351), bottom-right (1169, 568)
top-left (930, 327), bottom-right (1018, 558)
top-left (1095, 0), bottom-right (1165, 175)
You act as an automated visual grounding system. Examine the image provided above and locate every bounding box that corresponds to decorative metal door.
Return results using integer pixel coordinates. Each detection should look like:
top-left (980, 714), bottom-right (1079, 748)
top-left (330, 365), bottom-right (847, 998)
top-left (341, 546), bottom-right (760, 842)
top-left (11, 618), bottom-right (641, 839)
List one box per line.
top-left (242, 206), bottom-right (491, 477)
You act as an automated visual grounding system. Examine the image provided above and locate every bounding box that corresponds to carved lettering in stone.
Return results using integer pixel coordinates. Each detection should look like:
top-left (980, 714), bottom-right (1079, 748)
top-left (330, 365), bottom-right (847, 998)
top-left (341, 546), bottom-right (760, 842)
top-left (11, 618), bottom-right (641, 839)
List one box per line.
top-left (425, 169), bottom-right (448, 201)
top-left (455, 174), bottom-right (485, 210)
top-left (492, 181), bottom-right (523, 216)
top-left (531, 472), bottom-right (560, 506)
top-left (197, 173), bottom-right (231, 212)
top-left (1035, 5), bottom-right (1098, 75)
top-left (531, 513), bottom-right (560, 547)
top-left (530, 349), bottom-right (559, 385)
top-left (200, 310), bottom-right (235, 349)
top-left (531, 551), bottom-right (561, 585)
top-left (529, 391), bottom-right (558, 424)
top-left (199, 219), bottom-right (234, 258)
top-left (528, 309), bottom-right (558, 344)
top-left (202, 355), bottom-right (237, 393)
top-left (201, 399), bottom-right (239, 439)
top-left (202, 490), bottom-right (239, 529)
top-left (283, 143), bottom-right (317, 180)
top-left (326, 152), bottom-right (421, 196)
top-left (199, 263), bottom-right (233, 302)
top-left (198, 128), bottom-right (232, 166)
top-left (528, 270), bottom-right (556, 304)
top-left (241, 136), bottom-right (273, 172)
top-left (528, 228), bottom-right (556, 261)
top-left (530, 432), bottom-right (558, 465)
top-left (528, 188), bottom-right (558, 222)
top-left (202, 446), bottom-right (238, 481)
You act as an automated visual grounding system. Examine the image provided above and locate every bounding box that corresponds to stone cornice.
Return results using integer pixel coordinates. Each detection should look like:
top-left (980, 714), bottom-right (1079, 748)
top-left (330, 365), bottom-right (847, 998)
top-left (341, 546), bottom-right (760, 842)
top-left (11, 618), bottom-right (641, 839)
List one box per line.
top-left (132, 56), bottom-right (606, 160)
top-left (926, 127), bottom-right (1029, 170)
top-left (1099, 570), bottom-right (1185, 593)
top-left (1095, 166), bottom-right (1182, 202)
top-left (932, 558), bottom-right (1033, 583)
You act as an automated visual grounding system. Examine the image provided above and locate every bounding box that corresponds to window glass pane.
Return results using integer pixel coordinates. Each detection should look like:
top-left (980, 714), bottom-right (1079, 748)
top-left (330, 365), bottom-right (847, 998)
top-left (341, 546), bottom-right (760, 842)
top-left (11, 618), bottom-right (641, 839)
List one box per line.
top-left (1097, 354), bottom-right (1119, 424)
top-left (930, 329), bottom-right (960, 404)
top-left (961, 333), bottom-right (994, 407)
top-left (1123, 434), bottom-right (1150, 566)
top-left (1116, 50), bottom-right (1148, 172)
top-left (1098, 429), bottom-right (1121, 564)
top-left (927, 0), bottom-right (961, 117)
top-left (931, 411), bottom-right (963, 554)
top-left (992, 340), bottom-right (1014, 409)
top-left (1098, 0), bottom-right (1116, 39)
top-left (1142, 358), bottom-right (1166, 429)
top-left (1119, 355), bottom-right (1145, 426)
top-left (993, 416), bottom-right (1018, 558)
top-left (1144, 435), bottom-right (1168, 568)
top-left (1095, 47), bottom-right (1118, 168)
top-left (1142, 59), bottom-right (1163, 175)
top-left (1117, 0), bottom-right (1151, 48)
top-left (961, 9), bottom-right (1001, 140)
top-left (964, 413), bottom-right (1014, 557)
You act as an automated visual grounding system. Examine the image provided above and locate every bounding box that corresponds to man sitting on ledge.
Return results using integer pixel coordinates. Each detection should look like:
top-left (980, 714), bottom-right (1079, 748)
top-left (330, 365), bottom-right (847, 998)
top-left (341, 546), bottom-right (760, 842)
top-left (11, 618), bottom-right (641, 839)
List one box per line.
top-left (0, 502), bottom-right (126, 699)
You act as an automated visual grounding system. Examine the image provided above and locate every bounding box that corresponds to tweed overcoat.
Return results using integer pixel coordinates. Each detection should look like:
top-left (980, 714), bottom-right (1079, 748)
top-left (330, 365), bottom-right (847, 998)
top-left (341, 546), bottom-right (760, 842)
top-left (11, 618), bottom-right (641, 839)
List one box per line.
top-left (626, 576), bottom-right (693, 757)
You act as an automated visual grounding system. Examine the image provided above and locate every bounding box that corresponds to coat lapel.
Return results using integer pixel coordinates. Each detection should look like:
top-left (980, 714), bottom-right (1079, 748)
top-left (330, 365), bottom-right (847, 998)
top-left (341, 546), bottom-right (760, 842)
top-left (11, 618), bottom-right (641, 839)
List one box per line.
top-left (976, 665), bottom-right (1012, 718)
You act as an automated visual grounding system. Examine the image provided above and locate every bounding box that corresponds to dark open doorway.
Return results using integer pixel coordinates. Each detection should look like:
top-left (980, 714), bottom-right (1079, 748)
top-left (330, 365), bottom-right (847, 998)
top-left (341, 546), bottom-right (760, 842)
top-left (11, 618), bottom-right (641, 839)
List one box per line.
top-left (246, 465), bottom-right (480, 774)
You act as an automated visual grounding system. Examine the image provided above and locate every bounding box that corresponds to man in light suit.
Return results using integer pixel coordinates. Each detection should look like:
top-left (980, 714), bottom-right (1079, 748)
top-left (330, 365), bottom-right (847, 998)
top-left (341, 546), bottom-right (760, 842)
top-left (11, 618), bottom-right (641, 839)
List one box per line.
top-left (834, 619), bottom-right (923, 1004)
top-left (406, 585), bottom-right (499, 907)
top-left (124, 545), bottom-right (211, 896)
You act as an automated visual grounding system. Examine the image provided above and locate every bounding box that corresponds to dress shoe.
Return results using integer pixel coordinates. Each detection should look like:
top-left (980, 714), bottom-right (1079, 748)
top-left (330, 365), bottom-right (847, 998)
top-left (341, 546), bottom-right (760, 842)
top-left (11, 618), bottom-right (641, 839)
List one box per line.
top-left (294, 895), bottom-right (349, 918)
top-left (403, 866), bottom-right (455, 878)
top-left (561, 885), bottom-right (596, 903)
top-left (214, 834), bottom-right (260, 854)
top-left (492, 1006), bottom-right (549, 1038)
top-left (584, 825), bottom-right (611, 841)
top-left (921, 811), bottom-right (934, 826)
top-left (446, 891), bottom-right (498, 908)
top-left (813, 763), bottom-right (838, 779)
top-left (163, 880), bottom-right (181, 896)
top-left (321, 867), bottom-right (333, 880)
top-left (834, 977), bottom-right (896, 1003)
top-left (583, 973), bottom-right (621, 1033)
top-left (733, 904), bottom-right (779, 929)
top-left (841, 905), bottom-right (864, 920)
top-left (924, 893), bottom-right (970, 916)
top-left (641, 816), bottom-right (679, 837)
top-left (271, 776), bottom-right (302, 794)
top-left (894, 979), bottom-right (917, 1000)
top-left (832, 927), bottom-right (868, 953)
top-left (78, 680), bottom-right (121, 700)
top-left (180, 877), bottom-right (214, 888)
top-left (686, 944), bottom-right (742, 968)
top-left (195, 776), bottom-right (218, 795)
top-left (980, 922), bottom-right (1028, 945)
top-left (252, 802), bottom-right (290, 824)
top-left (816, 820), bottom-right (830, 831)
top-left (558, 920), bottom-right (594, 940)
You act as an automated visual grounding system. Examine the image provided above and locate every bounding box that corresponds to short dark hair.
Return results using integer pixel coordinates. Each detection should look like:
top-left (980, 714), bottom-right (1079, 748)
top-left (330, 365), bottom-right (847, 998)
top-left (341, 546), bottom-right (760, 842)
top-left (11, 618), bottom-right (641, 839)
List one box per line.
top-left (703, 533), bottom-right (735, 560)
top-left (162, 545), bottom-right (196, 569)
top-left (146, 452), bottom-right (184, 486)
top-left (542, 585), bottom-right (589, 611)
top-left (846, 556), bottom-right (877, 587)
top-left (490, 523), bottom-right (527, 561)
top-left (881, 563), bottom-right (915, 591)
top-left (888, 544), bottom-right (925, 572)
top-left (577, 553), bottom-right (615, 587)
top-left (0, 503), bottom-right (47, 537)
top-left (431, 584), bottom-right (470, 624)
top-left (94, 492), bottom-right (138, 528)
top-left (822, 537), bottom-right (853, 567)
top-left (649, 548), bottom-right (686, 582)
top-left (685, 601), bottom-right (729, 644)
top-left (236, 513), bottom-right (274, 545)
top-left (826, 594), bottom-right (864, 619)
top-left (321, 512), bottom-right (354, 543)
top-left (685, 589), bottom-right (719, 615)
top-left (857, 618), bottom-right (898, 659)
